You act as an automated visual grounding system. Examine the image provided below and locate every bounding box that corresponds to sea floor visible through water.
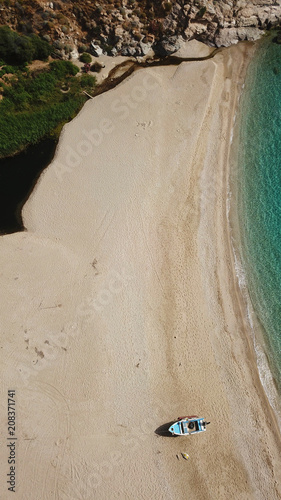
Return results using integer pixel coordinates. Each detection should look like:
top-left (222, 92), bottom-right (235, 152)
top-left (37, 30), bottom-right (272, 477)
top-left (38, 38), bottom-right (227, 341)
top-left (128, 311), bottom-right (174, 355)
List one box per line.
top-left (230, 34), bottom-right (281, 423)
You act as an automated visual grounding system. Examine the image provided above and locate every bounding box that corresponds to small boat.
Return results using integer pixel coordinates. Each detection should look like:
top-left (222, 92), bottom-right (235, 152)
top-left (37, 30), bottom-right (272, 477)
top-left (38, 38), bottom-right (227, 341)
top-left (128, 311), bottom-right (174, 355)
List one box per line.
top-left (168, 416), bottom-right (210, 436)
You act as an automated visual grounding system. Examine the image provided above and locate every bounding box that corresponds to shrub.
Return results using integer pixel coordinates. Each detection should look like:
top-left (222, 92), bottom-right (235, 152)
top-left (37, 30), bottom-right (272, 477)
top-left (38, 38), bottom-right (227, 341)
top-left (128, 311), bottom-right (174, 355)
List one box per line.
top-left (196, 7), bottom-right (206, 18)
top-left (0, 27), bottom-right (33, 64)
top-left (0, 27), bottom-right (52, 64)
top-left (43, 21), bottom-right (53, 30)
top-left (64, 44), bottom-right (74, 54)
top-left (2, 65), bottom-right (16, 74)
top-left (42, 11), bottom-right (51, 20)
top-left (0, 59), bottom-right (86, 157)
top-left (56, 13), bottom-right (68, 24)
top-left (91, 61), bottom-right (104, 72)
top-left (79, 74), bottom-right (96, 88)
top-left (78, 44), bottom-right (87, 53)
top-left (79, 52), bottom-right (92, 63)
top-left (49, 60), bottom-right (80, 77)
top-left (133, 9), bottom-right (141, 17)
top-left (29, 34), bottom-right (52, 60)
top-left (26, 72), bottom-right (56, 98)
top-left (0, 96), bottom-right (85, 157)
top-left (91, 26), bottom-right (101, 37)
top-left (102, 44), bottom-right (113, 54)
top-left (134, 32), bottom-right (142, 41)
top-left (164, 2), bottom-right (172, 12)
top-left (53, 40), bottom-right (63, 50)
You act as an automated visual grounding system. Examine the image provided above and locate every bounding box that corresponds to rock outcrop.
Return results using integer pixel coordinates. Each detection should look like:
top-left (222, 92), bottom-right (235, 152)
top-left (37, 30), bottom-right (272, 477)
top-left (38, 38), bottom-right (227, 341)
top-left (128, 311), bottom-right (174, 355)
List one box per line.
top-left (0, 0), bottom-right (281, 59)
top-left (154, 35), bottom-right (184, 56)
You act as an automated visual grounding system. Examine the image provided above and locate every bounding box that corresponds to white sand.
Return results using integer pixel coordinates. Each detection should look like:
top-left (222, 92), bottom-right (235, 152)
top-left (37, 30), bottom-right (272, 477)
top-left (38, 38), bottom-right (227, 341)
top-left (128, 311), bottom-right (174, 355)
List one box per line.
top-left (0, 41), bottom-right (280, 499)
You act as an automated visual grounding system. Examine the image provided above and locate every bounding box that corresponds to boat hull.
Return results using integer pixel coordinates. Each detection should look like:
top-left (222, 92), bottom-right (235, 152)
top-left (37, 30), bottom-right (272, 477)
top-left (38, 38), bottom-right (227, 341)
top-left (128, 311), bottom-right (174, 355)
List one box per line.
top-left (168, 417), bottom-right (207, 436)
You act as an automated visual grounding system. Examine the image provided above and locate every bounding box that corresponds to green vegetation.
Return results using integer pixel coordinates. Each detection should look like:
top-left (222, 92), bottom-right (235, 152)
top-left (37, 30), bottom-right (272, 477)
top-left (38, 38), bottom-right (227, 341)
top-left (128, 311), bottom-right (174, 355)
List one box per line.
top-left (196, 6), bottom-right (206, 18)
top-left (79, 52), bottom-right (92, 63)
top-left (0, 56), bottom-right (97, 157)
top-left (0, 26), bottom-right (51, 64)
top-left (79, 74), bottom-right (96, 87)
top-left (163, 2), bottom-right (172, 13)
top-left (49, 60), bottom-right (80, 78)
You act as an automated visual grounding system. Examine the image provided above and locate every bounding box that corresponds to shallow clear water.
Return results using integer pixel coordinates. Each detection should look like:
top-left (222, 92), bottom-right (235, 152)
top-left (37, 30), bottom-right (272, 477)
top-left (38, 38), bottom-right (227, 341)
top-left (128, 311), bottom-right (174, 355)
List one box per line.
top-left (237, 36), bottom-right (281, 392)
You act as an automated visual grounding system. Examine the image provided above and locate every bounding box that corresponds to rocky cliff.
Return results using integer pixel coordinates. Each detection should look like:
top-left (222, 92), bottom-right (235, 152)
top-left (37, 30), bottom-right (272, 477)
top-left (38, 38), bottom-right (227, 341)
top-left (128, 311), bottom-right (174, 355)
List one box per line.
top-left (0, 0), bottom-right (281, 58)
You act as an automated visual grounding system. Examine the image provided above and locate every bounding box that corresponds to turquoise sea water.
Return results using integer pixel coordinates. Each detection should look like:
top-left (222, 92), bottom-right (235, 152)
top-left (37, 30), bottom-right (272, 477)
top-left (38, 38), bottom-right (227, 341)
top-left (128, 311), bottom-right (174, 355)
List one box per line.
top-left (237, 36), bottom-right (281, 394)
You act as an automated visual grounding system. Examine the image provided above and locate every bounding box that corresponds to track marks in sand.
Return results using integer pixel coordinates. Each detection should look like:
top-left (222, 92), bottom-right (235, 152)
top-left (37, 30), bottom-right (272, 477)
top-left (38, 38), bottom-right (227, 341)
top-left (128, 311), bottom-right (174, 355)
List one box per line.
top-left (137, 209), bottom-right (165, 295)
top-left (92, 209), bottom-right (117, 256)
top-left (20, 382), bottom-right (70, 500)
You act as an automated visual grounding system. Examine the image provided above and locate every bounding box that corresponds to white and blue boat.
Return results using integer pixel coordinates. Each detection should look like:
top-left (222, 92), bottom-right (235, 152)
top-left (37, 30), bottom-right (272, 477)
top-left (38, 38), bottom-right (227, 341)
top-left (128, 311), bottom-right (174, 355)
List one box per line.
top-left (168, 416), bottom-right (210, 436)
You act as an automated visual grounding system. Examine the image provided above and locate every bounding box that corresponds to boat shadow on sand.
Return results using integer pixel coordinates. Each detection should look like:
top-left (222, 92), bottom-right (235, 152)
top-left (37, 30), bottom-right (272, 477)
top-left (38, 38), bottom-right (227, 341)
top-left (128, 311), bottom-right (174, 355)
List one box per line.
top-left (155, 421), bottom-right (178, 437)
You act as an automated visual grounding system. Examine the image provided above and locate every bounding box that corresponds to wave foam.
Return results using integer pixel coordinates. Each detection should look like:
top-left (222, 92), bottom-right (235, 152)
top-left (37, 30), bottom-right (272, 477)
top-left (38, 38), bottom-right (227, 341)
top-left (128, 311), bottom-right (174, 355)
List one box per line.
top-left (255, 342), bottom-right (281, 425)
top-left (227, 191), bottom-right (281, 428)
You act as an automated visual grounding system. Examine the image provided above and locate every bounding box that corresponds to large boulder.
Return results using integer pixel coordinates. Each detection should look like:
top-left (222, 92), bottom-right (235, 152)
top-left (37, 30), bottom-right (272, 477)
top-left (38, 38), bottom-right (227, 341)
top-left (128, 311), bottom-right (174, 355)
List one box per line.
top-left (237, 15), bottom-right (259, 27)
top-left (139, 41), bottom-right (153, 56)
top-left (114, 26), bottom-right (124, 43)
top-left (153, 35), bottom-right (183, 56)
top-left (90, 41), bottom-right (103, 57)
top-left (215, 28), bottom-right (239, 47)
top-left (188, 20), bottom-right (208, 35)
top-left (215, 26), bottom-right (263, 47)
top-left (237, 27), bottom-right (264, 41)
top-left (69, 46), bottom-right (79, 60)
top-left (121, 46), bottom-right (136, 56)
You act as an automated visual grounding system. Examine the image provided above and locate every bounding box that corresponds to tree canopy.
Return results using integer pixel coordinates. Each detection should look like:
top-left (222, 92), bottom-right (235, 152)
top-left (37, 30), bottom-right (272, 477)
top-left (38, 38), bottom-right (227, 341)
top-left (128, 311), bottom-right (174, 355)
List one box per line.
top-left (0, 26), bottom-right (52, 64)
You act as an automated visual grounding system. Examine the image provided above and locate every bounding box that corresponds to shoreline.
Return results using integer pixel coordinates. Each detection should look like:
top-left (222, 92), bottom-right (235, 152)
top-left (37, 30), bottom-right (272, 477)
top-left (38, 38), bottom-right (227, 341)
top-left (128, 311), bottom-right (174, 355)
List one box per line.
top-left (0, 40), bottom-right (280, 498)
top-left (225, 43), bottom-right (281, 428)
top-left (228, 41), bottom-right (281, 428)
top-left (222, 39), bottom-right (281, 454)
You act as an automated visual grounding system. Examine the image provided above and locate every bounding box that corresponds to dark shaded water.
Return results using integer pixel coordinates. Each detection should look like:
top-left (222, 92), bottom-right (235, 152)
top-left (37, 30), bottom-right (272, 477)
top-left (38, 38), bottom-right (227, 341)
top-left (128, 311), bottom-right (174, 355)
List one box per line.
top-left (0, 138), bottom-right (57, 234)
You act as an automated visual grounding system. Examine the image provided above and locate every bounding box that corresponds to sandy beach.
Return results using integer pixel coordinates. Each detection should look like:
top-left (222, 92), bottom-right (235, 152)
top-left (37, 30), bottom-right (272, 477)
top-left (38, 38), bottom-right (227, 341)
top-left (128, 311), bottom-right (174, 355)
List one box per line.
top-left (0, 41), bottom-right (281, 499)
